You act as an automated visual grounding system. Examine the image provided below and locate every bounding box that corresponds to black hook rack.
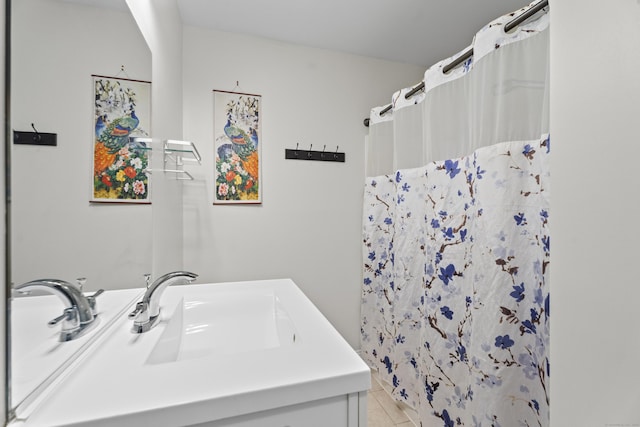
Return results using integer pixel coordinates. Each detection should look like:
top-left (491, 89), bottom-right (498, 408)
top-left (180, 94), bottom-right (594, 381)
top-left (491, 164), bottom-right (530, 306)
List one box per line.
top-left (13, 123), bottom-right (57, 146)
top-left (285, 144), bottom-right (345, 163)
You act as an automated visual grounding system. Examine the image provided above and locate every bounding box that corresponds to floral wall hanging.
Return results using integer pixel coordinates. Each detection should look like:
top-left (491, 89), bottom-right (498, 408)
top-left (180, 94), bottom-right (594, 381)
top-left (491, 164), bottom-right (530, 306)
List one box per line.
top-left (92, 75), bottom-right (151, 203)
top-left (213, 90), bottom-right (262, 204)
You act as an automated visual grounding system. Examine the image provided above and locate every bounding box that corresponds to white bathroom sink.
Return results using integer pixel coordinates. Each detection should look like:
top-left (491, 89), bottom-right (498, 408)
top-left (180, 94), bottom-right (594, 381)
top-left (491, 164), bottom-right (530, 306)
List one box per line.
top-left (12, 279), bottom-right (371, 427)
top-left (147, 288), bottom-right (297, 364)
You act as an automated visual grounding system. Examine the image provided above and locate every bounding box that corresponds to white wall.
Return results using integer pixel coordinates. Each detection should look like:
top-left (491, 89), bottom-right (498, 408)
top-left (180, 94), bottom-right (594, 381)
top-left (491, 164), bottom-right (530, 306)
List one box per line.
top-left (11, 0), bottom-right (152, 291)
top-left (550, 1), bottom-right (640, 425)
top-left (181, 26), bottom-right (424, 347)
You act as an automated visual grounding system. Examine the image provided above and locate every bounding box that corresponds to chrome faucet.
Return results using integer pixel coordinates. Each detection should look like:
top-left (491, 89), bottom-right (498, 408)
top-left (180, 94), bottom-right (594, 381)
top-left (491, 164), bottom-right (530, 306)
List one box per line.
top-left (14, 279), bottom-right (104, 342)
top-left (128, 271), bottom-right (198, 333)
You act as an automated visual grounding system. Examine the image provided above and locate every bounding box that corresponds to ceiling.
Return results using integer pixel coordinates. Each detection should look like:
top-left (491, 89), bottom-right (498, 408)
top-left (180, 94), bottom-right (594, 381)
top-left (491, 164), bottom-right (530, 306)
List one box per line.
top-left (177, 0), bottom-right (533, 67)
top-left (64, 0), bottom-right (534, 67)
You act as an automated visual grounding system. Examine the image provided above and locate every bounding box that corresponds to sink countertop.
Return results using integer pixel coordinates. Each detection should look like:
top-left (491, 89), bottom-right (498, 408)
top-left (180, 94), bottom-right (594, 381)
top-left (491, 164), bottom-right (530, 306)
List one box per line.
top-left (11, 278), bottom-right (371, 427)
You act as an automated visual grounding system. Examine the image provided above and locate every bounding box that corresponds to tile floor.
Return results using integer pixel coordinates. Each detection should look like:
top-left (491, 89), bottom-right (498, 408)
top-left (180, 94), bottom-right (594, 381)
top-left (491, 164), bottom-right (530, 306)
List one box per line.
top-left (367, 371), bottom-right (417, 427)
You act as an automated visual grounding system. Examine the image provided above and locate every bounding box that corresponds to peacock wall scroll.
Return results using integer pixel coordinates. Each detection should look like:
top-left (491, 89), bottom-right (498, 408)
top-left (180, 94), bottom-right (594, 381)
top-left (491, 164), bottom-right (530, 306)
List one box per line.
top-left (91, 75), bottom-right (151, 203)
top-left (213, 89), bottom-right (262, 204)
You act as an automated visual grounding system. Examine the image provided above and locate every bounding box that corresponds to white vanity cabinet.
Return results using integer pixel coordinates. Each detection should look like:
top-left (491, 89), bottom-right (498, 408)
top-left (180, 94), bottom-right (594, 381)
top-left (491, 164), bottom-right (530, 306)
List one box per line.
top-left (193, 392), bottom-right (367, 427)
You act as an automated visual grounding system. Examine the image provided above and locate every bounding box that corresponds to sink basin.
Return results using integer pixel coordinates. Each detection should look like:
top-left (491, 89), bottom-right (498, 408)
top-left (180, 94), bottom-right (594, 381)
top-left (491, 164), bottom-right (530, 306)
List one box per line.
top-left (147, 287), bottom-right (297, 364)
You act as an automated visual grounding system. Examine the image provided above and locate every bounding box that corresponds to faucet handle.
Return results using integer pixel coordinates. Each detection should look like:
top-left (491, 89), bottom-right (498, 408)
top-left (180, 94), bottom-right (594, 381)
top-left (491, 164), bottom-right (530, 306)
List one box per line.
top-left (143, 274), bottom-right (152, 288)
top-left (128, 301), bottom-right (152, 333)
top-left (48, 310), bottom-right (70, 327)
top-left (128, 301), bottom-right (149, 321)
top-left (48, 307), bottom-right (79, 331)
top-left (86, 289), bottom-right (104, 316)
top-left (76, 277), bottom-right (87, 292)
top-left (89, 289), bottom-right (104, 298)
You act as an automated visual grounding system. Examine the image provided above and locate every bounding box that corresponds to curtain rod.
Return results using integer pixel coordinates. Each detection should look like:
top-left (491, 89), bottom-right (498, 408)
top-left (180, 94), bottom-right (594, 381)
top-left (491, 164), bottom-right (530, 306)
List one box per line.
top-left (363, 0), bottom-right (549, 127)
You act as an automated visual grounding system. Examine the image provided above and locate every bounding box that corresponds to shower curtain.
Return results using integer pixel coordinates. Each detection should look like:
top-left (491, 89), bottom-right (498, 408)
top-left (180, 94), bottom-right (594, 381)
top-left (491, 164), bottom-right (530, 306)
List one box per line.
top-left (361, 2), bottom-right (549, 426)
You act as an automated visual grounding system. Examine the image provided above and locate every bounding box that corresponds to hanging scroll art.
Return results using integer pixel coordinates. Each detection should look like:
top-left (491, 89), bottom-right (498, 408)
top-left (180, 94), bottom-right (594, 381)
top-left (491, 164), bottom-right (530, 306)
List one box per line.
top-left (91, 75), bottom-right (151, 203)
top-left (213, 90), bottom-right (262, 204)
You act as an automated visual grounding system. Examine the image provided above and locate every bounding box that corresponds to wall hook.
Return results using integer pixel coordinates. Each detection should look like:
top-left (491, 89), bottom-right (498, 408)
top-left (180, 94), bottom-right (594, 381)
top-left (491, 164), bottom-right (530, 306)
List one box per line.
top-left (13, 124), bottom-right (57, 146)
top-left (284, 143), bottom-right (345, 163)
top-left (30, 123), bottom-right (41, 141)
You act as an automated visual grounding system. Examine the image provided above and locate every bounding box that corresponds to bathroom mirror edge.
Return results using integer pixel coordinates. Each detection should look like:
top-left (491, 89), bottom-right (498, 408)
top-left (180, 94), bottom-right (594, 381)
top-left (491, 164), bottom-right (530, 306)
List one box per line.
top-left (4, 0), bottom-right (12, 420)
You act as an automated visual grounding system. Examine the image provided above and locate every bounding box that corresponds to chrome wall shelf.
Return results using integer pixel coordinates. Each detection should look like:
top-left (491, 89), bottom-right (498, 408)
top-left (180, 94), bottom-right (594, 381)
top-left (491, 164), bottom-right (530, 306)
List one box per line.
top-left (132, 138), bottom-right (201, 180)
top-left (163, 140), bottom-right (201, 180)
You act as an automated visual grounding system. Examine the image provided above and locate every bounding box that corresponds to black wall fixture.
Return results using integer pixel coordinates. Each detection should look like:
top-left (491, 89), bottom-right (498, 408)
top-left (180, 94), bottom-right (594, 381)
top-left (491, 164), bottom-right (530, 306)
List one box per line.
top-left (285, 144), bottom-right (345, 163)
top-left (14, 123), bottom-right (57, 146)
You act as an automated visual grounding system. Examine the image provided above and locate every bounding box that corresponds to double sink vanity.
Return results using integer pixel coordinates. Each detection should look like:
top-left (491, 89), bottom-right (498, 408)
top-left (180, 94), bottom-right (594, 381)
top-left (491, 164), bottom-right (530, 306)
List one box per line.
top-left (10, 277), bottom-right (370, 427)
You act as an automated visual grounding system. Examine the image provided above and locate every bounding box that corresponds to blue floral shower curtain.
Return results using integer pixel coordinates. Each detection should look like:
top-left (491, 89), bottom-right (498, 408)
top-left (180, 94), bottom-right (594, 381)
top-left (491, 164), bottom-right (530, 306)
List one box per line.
top-left (361, 135), bottom-right (550, 426)
top-left (362, 1), bottom-right (550, 425)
